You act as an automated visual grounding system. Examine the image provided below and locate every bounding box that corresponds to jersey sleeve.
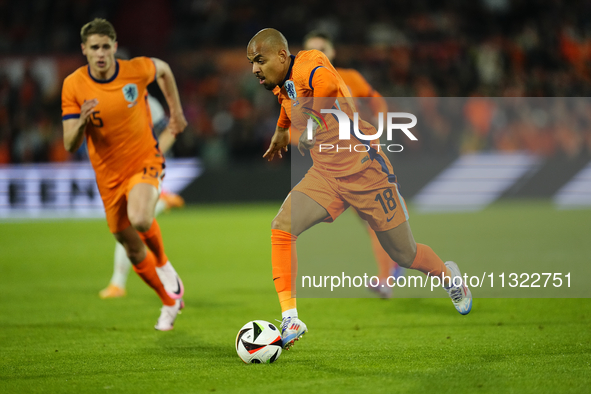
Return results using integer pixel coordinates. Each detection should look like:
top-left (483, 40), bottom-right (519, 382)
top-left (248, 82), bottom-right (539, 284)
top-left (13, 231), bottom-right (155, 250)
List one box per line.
top-left (309, 67), bottom-right (339, 98)
top-left (307, 67), bottom-right (339, 115)
top-left (131, 57), bottom-right (157, 86)
top-left (277, 106), bottom-right (291, 128)
top-left (61, 76), bottom-right (80, 120)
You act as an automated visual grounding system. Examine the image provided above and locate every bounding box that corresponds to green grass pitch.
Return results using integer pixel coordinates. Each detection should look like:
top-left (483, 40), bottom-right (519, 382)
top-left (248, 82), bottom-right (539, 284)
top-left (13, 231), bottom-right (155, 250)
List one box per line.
top-left (0, 201), bottom-right (590, 393)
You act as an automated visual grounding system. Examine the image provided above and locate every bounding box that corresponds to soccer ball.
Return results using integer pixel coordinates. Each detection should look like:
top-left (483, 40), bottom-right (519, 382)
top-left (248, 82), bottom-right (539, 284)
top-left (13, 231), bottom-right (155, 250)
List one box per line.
top-left (235, 320), bottom-right (283, 364)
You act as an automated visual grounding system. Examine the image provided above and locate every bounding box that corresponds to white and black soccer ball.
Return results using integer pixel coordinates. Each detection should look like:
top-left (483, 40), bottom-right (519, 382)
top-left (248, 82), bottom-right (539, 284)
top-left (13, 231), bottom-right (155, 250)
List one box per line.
top-left (235, 320), bottom-right (282, 364)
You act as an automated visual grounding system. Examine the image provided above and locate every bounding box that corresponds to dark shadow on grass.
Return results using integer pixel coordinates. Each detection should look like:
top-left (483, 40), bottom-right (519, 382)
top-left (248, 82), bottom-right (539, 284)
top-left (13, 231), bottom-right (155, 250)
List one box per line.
top-left (153, 329), bottom-right (234, 357)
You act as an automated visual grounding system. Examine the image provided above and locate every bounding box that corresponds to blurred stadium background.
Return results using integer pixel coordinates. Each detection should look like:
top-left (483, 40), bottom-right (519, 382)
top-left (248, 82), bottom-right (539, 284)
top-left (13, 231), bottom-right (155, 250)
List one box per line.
top-left (1, 0), bottom-right (591, 212)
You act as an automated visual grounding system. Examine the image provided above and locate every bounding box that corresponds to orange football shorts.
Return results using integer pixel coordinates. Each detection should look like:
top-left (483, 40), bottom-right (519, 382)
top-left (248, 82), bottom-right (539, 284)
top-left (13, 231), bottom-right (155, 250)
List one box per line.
top-left (101, 156), bottom-right (165, 233)
top-left (292, 158), bottom-right (409, 232)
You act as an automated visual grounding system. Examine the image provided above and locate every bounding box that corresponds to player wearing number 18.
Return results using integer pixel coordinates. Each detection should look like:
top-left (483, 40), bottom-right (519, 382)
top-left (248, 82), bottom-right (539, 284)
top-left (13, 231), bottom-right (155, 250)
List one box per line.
top-left (247, 29), bottom-right (473, 350)
top-left (61, 18), bottom-right (187, 330)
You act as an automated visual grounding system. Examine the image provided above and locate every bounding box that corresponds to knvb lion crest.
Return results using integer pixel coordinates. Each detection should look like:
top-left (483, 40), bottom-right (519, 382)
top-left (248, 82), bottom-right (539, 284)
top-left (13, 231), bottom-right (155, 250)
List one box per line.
top-left (285, 80), bottom-right (296, 99)
top-left (122, 83), bottom-right (139, 107)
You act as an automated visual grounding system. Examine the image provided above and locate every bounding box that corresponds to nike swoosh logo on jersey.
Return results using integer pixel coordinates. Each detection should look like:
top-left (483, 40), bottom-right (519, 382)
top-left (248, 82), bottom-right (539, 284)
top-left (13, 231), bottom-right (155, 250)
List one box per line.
top-left (387, 212), bottom-right (396, 222)
top-left (273, 277), bottom-right (280, 281)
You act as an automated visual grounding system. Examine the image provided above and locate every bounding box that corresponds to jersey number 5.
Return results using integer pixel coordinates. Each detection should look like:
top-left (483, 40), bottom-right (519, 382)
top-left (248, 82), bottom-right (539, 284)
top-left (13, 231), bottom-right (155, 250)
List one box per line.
top-left (90, 111), bottom-right (103, 128)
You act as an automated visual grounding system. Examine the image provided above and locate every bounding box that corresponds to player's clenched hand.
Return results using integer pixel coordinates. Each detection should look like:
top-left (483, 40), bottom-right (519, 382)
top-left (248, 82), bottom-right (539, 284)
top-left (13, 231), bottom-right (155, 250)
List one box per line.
top-left (167, 112), bottom-right (188, 137)
top-left (80, 99), bottom-right (98, 125)
top-left (263, 127), bottom-right (290, 161)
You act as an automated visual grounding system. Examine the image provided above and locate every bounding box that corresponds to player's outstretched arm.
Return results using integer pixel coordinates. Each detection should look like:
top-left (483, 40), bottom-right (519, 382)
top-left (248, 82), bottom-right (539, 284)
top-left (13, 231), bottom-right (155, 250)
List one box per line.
top-left (63, 98), bottom-right (98, 152)
top-left (158, 128), bottom-right (176, 154)
top-left (152, 58), bottom-right (187, 137)
top-left (263, 126), bottom-right (290, 161)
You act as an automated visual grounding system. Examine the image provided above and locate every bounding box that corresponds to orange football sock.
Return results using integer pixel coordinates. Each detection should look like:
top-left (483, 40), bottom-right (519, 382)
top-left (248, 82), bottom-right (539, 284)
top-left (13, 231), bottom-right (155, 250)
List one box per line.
top-left (271, 229), bottom-right (297, 313)
top-left (133, 250), bottom-right (175, 306)
top-left (368, 226), bottom-right (396, 279)
top-left (139, 219), bottom-right (168, 267)
top-left (410, 244), bottom-right (450, 282)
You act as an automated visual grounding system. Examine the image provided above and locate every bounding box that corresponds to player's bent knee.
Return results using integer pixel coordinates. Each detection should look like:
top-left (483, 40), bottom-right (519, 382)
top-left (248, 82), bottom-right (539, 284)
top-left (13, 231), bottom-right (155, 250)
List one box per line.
top-left (128, 214), bottom-right (153, 233)
top-left (385, 245), bottom-right (416, 268)
top-left (271, 214), bottom-right (291, 233)
top-left (396, 252), bottom-right (415, 268)
top-left (133, 221), bottom-right (152, 233)
top-left (396, 246), bottom-right (417, 268)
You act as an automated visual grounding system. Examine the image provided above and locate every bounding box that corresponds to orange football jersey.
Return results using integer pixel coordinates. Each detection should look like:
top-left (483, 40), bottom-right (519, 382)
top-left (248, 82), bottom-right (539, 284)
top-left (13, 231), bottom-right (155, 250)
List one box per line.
top-left (273, 50), bottom-right (390, 178)
top-left (61, 57), bottom-right (162, 190)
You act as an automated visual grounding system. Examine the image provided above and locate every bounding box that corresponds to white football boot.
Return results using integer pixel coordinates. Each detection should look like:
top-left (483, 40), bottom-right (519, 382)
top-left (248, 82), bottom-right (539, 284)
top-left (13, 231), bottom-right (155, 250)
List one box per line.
top-left (154, 299), bottom-right (184, 331)
top-left (156, 261), bottom-right (184, 300)
top-left (444, 261), bottom-right (472, 315)
top-left (280, 317), bottom-right (308, 350)
top-left (367, 279), bottom-right (393, 299)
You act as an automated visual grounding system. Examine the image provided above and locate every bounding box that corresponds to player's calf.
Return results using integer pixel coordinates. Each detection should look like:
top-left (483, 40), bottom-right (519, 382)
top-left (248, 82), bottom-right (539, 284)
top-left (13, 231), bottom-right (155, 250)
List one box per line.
top-left (114, 228), bottom-right (146, 264)
top-left (374, 225), bottom-right (417, 269)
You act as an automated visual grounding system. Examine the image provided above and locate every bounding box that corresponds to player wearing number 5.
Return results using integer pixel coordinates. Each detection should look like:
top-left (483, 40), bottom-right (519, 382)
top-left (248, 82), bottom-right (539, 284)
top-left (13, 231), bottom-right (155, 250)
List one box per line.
top-left (247, 29), bottom-right (473, 350)
top-left (62, 19), bottom-right (187, 331)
